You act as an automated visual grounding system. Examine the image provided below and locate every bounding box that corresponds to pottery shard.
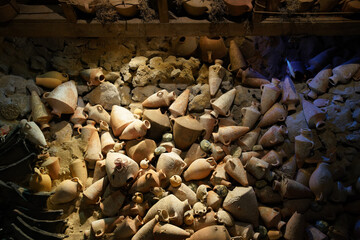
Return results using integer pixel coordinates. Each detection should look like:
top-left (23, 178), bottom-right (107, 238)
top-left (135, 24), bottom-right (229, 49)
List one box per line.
top-left (50, 121), bottom-right (73, 143)
top-left (129, 56), bottom-right (148, 70)
top-left (132, 85), bottom-right (161, 102)
top-left (132, 65), bottom-right (156, 87)
top-left (83, 82), bottom-right (121, 111)
top-left (189, 84), bottom-right (211, 112)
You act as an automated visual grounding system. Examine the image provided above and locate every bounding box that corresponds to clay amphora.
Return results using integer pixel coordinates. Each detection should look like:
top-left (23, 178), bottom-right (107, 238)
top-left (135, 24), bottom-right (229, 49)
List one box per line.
top-left (130, 169), bottom-right (166, 193)
top-left (169, 88), bottom-right (190, 118)
top-left (255, 186), bottom-right (282, 204)
top-left (199, 109), bottom-right (219, 140)
top-left (153, 222), bottom-right (191, 240)
top-left (84, 131), bottom-right (103, 169)
top-left (125, 139), bottom-right (156, 164)
top-left (295, 128), bottom-right (314, 168)
top-left (287, 60), bottom-right (305, 81)
top-left (110, 0), bottom-right (139, 17)
top-left (209, 59), bottom-right (226, 96)
top-left (273, 178), bottom-right (313, 199)
top-left (119, 119), bottom-right (151, 140)
top-left (224, 0), bottom-right (252, 16)
top-left (70, 97), bottom-right (88, 130)
top-left (119, 200), bottom-right (149, 217)
top-left (105, 151), bottom-right (139, 188)
top-left (43, 80), bottom-right (78, 117)
top-left (228, 40), bottom-right (247, 73)
top-left (184, 143), bottom-right (207, 167)
top-left (199, 36), bottom-right (227, 63)
top-left (188, 225), bottom-right (230, 240)
top-left (306, 47), bottom-right (337, 75)
top-left (302, 98), bottom-right (326, 130)
top-left (100, 189), bottom-right (125, 216)
top-left (20, 119), bottom-right (47, 147)
top-left (41, 156), bottom-right (60, 180)
top-left (113, 215), bottom-right (142, 239)
top-left (156, 148), bottom-right (187, 184)
top-left (281, 198), bottom-right (311, 218)
top-left (100, 131), bottom-right (115, 154)
top-left (280, 156), bottom-right (297, 179)
top-left (29, 168), bottom-right (51, 193)
top-left (80, 67), bottom-right (105, 86)
top-left (213, 125), bottom-right (249, 145)
top-left (83, 177), bottom-right (108, 204)
top-left (284, 212), bottom-right (305, 240)
top-left (207, 191), bottom-right (222, 211)
top-left (309, 162), bottom-right (333, 202)
top-left (192, 208), bottom-right (217, 231)
top-left (171, 36), bottom-right (198, 57)
top-left (90, 217), bottom-right (119, 238)
top-left (330, 181), bottom-right (353, 203)
top-left (240, 151), bottom-right (262, 165)
top-left (182, 0), bottom-right (210, 17)
top-left (93, 160), bottom-right (106, 183)
top-left (259, 125), bottom-right (287, 148)
top-left (228, 222), bottom-right (256, 240)
top-left (84, 103), bottom-right (110, 125)
top-left (305, 224), bottom-right (328, 240)
top-left (142, 89), bottom-right (176, 108)
top-left (210, 162), bottom-right (232, 187)
top-left (281, 76), bottom-right (299, 112)
top-left (218, 115), bottom-right (237, 126)
top-left (241, 102), bottom-right (261, 129)
top-left (329, 57), bottom-right (360, 86)
top-left (69, 159), bottom-right (88, 186)
top-left (169, 183), bottom-right (197, 206)
top-left (258, 206), bottom-right (285, 231)
top-left (295, 168), bottom-right (312, 187)
top-left (143, 108), bottom-right (171, 141)
top-left (80, 120), bottom-right (98, 144)
top-left (245, 156), bottom-right (270, 180)
top-left (35, 71), bottom-right (69, 89)
top-left (183, 157), bottom-right (217, 181)
top-left (215, 208), bottom-right (234, 227)
top-left (143, 194), bottom-right (191, 226)
top-left (110, 105), bottom-right (135, 137)
top-left (258, 103), bottom-right (287, 128)
top-left (261, 149), bottom-right (286, 167)
top-left (210, 88), bottom-right (236, 118)
top-left (211, 142), bottom-right (226, 161)
top-left (132, 218), bottom-right (158, 240)
top-left (307, 64), bottom-right (332, 99)
top-left (50, 178), bottom-right (83, 205)
top-left (172, 115), bottom-right (205, 150)
top-left (239, 68), bottom-right (270, 88)
top-left (31, 91), bottom-right (52, 130)
top-left (224, 155), bottom-right (248, 186)
top-left (223, 187), bottom-right (259, 226)
top-left (260, 78), bottom-right (281, 114)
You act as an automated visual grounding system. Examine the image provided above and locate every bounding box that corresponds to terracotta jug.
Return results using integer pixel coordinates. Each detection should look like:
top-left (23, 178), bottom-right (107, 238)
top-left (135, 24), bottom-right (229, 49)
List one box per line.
top-left (241, 102), bottom-right (261, 129)
top-left (156, 148), bottom-right (187, 184)
top-left (169, 88), bottom-right (190, 118)
top-left (284, 212), bottom-right (305, 240)
top-left (43, 80), bottom-right (78, 117)
top-left (153, 222), bottom-right (191, 240)
top-left (50, 178), bottom-right (83, 205)
top-left (207, 191), bottom-right (222, 211)
top-left (172, 115), bottom-right (205, 150)
top-left (184, 143), bottom-right (207, 167)
top-left (240, 151), bottom-right (262, 165)
top-left (188, 225), bottom-right (231, 240)
top-left (210, 162), bottom-right (231, 187)
top-left (245, 157), bottom-right (270, 180)
top-left (223, 187), bottom-right (259, 226)
top-left (295, 168), bottom-right (313, 187)
top-left (309, 162), bottom-right (334, 202)
top-left (209, 59), bottom-right (226, 96)
top-left (239, 68), bottom-right (270, 88)
top-left (228, 40), bottom-right (247, 73)
top-left (100, 189), bottom-right (126, 216)
top-left (171, 36), bottom-right (198, 57)
top-left (80, 120), bottom-right (98, 143)
top-left (70, 97), bottom-right (88, 130)
top-left (294, 128), bottom-right (314, 168)
top-left (260, 78), bottom-right (281, 114)
top-left (212, 125), bottom-right (249, 145)
top-left (169, 183), bottom-right (197, 206)
top-left (69, 159), bottom-right (88, 187)
top-left (280, 156), bottom-right (297, 179)
top-left (80, 67), bottom-right (105, 86)
top-left (41, 156), bottom-right (60, 180)
top-left (237, 128), bottom-right (260, 151)
top-left (306, 47), bottom-right (337, 75)
top-left (119, 201), bottom-right (150, 217)
top-left (125, 139), bottom-right (156, 164)
top-left (90, 217), bottom-right (118, 238)
top-left (110, 105), bottom-right (135, 137)
top-left (132, 218), bottom-right (157, 240)
top-left (307, 65), bottom-right (332, 99)
top-left (20, 119), bottom-right (47, 147)
top-left (261, 149), bottom-right (286, 167)
top-left (142, 89), bottom-right (176, 108)
top-left (258, 206), bottom-right (285, 231)
top-left (100, 131), bottom-right (116, 154)
top-left (258, 103), bottom-right (287, 128)
top-left (110, 0), bottom-right (139, 17)
top-left (199, 109), bottom-right (219, 140)
top-left (105, 151), bottom-right (139, 188)
top-left (329, 57), bottom-right (360, 86)
top-left (84, 103), bottom-right (111, 125)
top-left (184, 157), bottom-right (217, 181)
top-left (130, 169), bottom-right (166, 193)
top-left (84, 131), bottom-right (103, 169)
top-left (113, 215), bottom-right (142, 239)
top-left (142, 108), bottom-right (171, 141)
top-left (259, 125), bottom-right (287, 148)
top-left (224, 155), bottom-right (248, 187)
top-left (281, 76), bottom-right (299, 112)
top-left (183, 0), bottom-right (211, 17)
top-left (119, 119), bottom-right (151, 140)
top-left (35, 71), bottom-right (69, 89)
top-left (214, 208), bottom-right (234, 227)
top-left (210, 142), bottom-right (226, 162)
top-left (224, 0), bottom-right (252, 16)
top-left (83, 177), bottom-right (108, 204)
top-left (29, 168), bottom-right (51, 192)
top-left (210, 88), bottom-right (236, 118)
top-left (273, 178), bottom-right (313, 199)
top-left (31, 91), bottom-right (52, 130)
top-left (199, 36), bottom-right (227, 63)
top-left (93, 160), bottom-right (106, 183)
top-left (302, 98), bottom-right (326, 130)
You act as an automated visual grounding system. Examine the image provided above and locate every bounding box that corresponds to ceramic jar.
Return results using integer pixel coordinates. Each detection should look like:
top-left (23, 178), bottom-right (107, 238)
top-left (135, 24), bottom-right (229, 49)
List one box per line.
top-left (171, 115), bottom-right (205, 150)
top-left (29, 168), bottom-right (51, 193)
top-left (307, 65), bottom-right (332, 99)
top-left (294, 128), bottom-right (314, 168)
top-left (259, 125), bottom-right (287, 148)
top-left (169, 88), bottom-right (190, 118)
top-left (156, 148), bottom-right (187, 185)
top-left (20, 119), bottom-right (47, 147)
top-left (40, 156), bottom-right (60, 180)
top-left (309, 162), bottom-right (334, 202)
top-left (260, 78), bottom-right (281, 114)
top-left (224, 0), bottom-right (252, 16)
top-left (80, 67), bottom-right (105, 86)
top-left (258, 103), bottom-right (287, 128)
top-left (228, 40), bottom-right (247, 73)
top-left (210, 88), bottom-right (236, 118)
top-left (35, 71), bottom-right (69, 89)
top-left (199, 36), bottom-right (227, 63)
top-left (241, 102), bottom-right (261, 129)
top-left (171, 36), bottom-right (198, 57)
top-left (70, 97), bottom-right (88, 130)
top-left (212, 125), bottom-right (249, 145)
top-left (199, 109), bottom-right (219, 140)
top-left (119, 119), bottom-right (151, 140)
top-left (31, 91), bottom-right (52, 130)
top-left (239, 68), bottom-right (270, 88)
top-left (209, 60), bottom-right (226, 97)
top-left (84, 103), bottom-right (111, 125)
top-left (111, 105), bottom-right (136, 137)
top-left (281, 76), bottom-right (299, 112)
top-left (142, 89), bottom-right (176, 108)
top-left (302, 99), bottom-right (326, 130)
top-left (125, 139), bottom-right (156, 164)
top-left (183, 157), bottom-right (217, 181)
top-left (142, 108), bottom-right (171, 141)
top-left (50, 178), bottom-right (83, 205)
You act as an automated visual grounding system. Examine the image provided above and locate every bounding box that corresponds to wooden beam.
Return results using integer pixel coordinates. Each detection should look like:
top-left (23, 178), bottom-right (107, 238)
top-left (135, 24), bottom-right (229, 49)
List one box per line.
top-left (157, 0), bottom-right (169, 23)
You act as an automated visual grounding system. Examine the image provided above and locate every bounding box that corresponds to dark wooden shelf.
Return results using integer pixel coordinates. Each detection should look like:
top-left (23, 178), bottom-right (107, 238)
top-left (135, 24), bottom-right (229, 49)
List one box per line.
top-left (0, 4), bottom-right (359, 37)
